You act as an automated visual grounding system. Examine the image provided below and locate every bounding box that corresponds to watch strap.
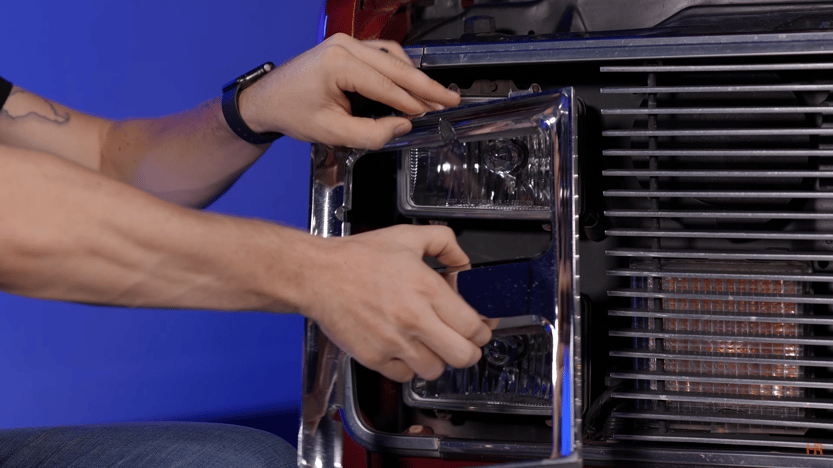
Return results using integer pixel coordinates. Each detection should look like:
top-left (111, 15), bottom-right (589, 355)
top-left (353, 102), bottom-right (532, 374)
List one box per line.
top-left (0, 76), bottom-right (13, 110)
top-left (221, 62), bottom-right (283, 145)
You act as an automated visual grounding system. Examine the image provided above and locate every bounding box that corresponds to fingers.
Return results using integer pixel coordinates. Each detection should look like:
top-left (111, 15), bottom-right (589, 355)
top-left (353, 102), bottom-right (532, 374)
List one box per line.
top-left (334, 54), bottom-right (439, 116)
top-left (399, 339), bottom-right (449, 381)
top-left (364, 39), bottom-right (414, 64)
top-left (410, 224), bottom-right (471, 268)
top-left (327, 33), bottom-right (461, 114)
top-left (377, 359), bottom-right (415, 383)
top-left (419, 307), bottom-right (487, 369)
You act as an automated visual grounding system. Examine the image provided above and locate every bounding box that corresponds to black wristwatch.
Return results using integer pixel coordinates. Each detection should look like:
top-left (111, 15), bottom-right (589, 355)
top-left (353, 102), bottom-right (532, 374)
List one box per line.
top-left (222, 62), bottom-right (283, 145)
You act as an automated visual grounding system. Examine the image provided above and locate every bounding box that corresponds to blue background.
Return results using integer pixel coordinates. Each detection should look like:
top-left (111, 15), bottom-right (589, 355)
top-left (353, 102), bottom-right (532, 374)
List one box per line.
top-left (0, 0), bottom-right (321, 445)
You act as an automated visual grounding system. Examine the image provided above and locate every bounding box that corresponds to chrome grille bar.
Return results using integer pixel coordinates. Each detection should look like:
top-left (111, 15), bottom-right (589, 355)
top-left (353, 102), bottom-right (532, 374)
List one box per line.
top-left (610, 371), bottom-right (833, 389)
top-left (611, 411), bottom-right (833, 430)
top-left (607, 270), bottom-right (833, 281)
top-left (602, 84), bottom-right (833, 93)
top-left (605, 229), bottom-right (833, 240)
top-left (602, 106), bottom-right (833, 115)
top-left (608, 308), bottom-right (833, 324)
top-left (611, 390), bottom-right (833, 410)
top-left (603, 128), bottom-right (833, 137)
top-left (601, 63), bottom-right (833, 72)
top-left (603, 149), bottom-right (833, 157)
top-left (603, 169), bottom-right (833, 177)
top-left (609, 289), bottom-right (833, 304)
top-left (605, 210), bottom-right (833, 219)
top-left (606, 249), bottom-right (833, 261)
top-left (604, 189), bottom-right (833, 198)
top-left (609, 329), bottom-right (832, 346)
top-left (612, 432), bottom-right (833, 451)
top-left (610, 349), bottom-right (833, 367)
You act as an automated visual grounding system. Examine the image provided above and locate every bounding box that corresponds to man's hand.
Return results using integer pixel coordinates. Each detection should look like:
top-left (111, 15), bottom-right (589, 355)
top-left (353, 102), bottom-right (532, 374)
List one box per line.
top-left (240, 33), bottom-right (462, 150)
top-left (299, 225), bottom-right (492, 382)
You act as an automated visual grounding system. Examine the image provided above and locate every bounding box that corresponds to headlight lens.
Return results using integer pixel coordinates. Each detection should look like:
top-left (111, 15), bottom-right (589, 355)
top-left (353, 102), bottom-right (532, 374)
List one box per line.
top-left (404, 316), bottom-right (553, 416)
top-left (395, 95), bottom-right (559, 220)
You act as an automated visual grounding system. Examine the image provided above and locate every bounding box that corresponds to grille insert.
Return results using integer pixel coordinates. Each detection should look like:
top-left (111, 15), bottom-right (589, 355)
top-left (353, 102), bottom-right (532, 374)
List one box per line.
top-left (600, 57), bottom-right (833, 450)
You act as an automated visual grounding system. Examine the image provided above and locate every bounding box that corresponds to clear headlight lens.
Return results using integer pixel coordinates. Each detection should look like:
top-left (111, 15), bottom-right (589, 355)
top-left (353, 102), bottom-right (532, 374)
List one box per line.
top-left (397, 108), bottom-right (554, 219)
top-left (404, 316), bottom-right (553, 416)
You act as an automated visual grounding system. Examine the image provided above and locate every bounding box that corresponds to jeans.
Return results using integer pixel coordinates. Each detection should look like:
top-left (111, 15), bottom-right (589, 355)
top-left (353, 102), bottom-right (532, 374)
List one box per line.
top-left (0, 422), bottom-right (297, 468)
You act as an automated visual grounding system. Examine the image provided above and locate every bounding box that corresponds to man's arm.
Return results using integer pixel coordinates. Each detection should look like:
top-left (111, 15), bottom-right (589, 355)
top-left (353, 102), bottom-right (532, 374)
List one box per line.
top-left (0, 143), bottom-right (488, 382)
top-left (0, 34), bottom-right (487, 382)
top-left (0, 34), bottom-right (460, 208)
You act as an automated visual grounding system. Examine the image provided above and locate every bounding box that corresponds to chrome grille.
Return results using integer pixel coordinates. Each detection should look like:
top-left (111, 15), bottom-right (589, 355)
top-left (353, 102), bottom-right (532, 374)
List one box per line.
top-left (600, 58), bottom-right (833, 450)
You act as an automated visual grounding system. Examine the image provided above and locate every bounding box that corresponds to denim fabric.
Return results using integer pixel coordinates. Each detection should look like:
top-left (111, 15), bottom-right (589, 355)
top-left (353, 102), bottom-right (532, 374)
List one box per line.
top-left (0, 422), bottom-right (297, 468)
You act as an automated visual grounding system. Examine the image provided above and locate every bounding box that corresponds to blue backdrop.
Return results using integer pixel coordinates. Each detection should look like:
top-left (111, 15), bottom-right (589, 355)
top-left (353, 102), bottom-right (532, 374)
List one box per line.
top-left (0, 0), bottom-right (321, 445)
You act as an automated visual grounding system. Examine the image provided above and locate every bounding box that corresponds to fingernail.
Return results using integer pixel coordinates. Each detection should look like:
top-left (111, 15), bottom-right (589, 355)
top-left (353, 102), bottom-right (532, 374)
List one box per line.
top-left (394, 123), bottom-right (411, 137)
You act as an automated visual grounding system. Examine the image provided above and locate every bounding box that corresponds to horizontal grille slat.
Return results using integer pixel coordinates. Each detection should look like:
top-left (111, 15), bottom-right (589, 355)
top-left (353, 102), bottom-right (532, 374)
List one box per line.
top-left (604, 189), bottom-right (833, 198)
top-left (605, 210), bottom-right (833, 219)
top-left (606, 269), bottom-right (833, 282)
top-left (610, 390), bottom-right (833, 409)
top-left (609, 289), bottom-right (833, 304)
top-left (603, 149), bottom-right (833, 157)
top-left (601, 63), bottom-right (833, 72)
top-left (603, 128), bottom-right (833, 137)
top-left (602, 106), bottom-right (833, 115)
top-left (602, 84), bottom-right (833, 93)
top-left (606, 248), bottom-right (833, 261)
top-left (612, 432), bottom-right (833, 450)
top-left (603, 169), bottom-right (833, 177)
top-left (610, 349), bottom-right (833, 367)
top-left (605, 229), bottom-right (833, 240)
top-left (608, 308), bottom-right (833, 324)
top-left (609, 329), bottom-right (833, 345)
top-left (610, 371), bottom-right (833, 388)
top-left (612, 410), bottom-right (833, 430)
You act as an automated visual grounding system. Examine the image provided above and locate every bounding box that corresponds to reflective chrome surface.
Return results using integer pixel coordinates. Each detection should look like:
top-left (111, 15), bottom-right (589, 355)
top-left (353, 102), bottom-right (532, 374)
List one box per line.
top-left (408, 31), bottom-right (833, 68)
top-left (301, 89), bottom-right (580, 466)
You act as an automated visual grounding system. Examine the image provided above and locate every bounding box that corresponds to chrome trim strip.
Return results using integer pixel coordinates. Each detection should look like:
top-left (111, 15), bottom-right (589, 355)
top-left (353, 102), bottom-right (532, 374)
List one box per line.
top-left (409, 32), bottom-right (833, 68)
top-left (609, 349), bottom-right (833, 367)
top-left (603, 169), bottom-right (833, 177)
top-left (605, 248), bottom-right (833, 261)
top-left (608, 308), bottom-right (833, 324)
top-left (610, 390), bottom-right (833, 409)
top-left (604, 189), bottom-right (833, 198)
top-left (608, 289), bottom-right (833, 304)
top-left (611, 410), bottom-right (833, 429)
top-left (601, 63), bottom-right (833, 72)
top-left (604, 210), bottom-right (833, 219)
top-left (602, 106), bottom-right (833, 114)
top-left (603, 149), bottom-right (833, 157)
top-left (603, 128), bottom-right (833, 137)
top-left (602, 84), bottom-right (833, 93)
top-left (609, 329), bottom-right (833, 345)
top-left (609, 371), bottom-right (832, 388)
top-left (606, 229), bottom-right (833, 240)
top-left (606, 269), bottom-right (833, 281)
top-left (610, 432), bottom-right (833, 451)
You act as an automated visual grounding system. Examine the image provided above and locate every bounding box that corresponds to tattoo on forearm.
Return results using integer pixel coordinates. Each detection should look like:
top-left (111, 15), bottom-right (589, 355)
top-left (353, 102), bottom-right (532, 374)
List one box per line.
top-left (1, 89), bottom-right (70, 124)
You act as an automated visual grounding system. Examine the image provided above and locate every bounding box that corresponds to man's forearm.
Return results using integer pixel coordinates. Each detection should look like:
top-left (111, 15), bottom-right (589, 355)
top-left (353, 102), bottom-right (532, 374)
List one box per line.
top-left (0, 86), bottom-right (268, 209)
top-left (0, 144), bottom-right (309, 312)
top-left (100, 97), bottom-right (270, 208)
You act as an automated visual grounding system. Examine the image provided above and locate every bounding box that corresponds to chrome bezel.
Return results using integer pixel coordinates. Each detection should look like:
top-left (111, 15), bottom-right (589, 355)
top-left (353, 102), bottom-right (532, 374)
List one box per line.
top-left (301, 88), bottom-right (580, 465)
